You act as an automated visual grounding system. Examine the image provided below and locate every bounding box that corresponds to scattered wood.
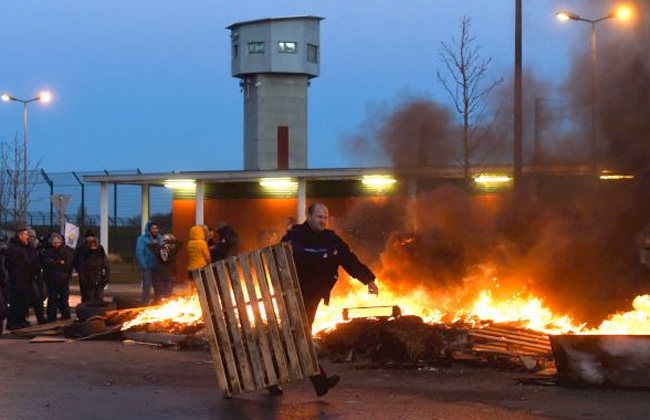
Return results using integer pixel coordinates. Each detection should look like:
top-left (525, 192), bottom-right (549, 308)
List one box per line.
top-left (192, 242), bottom-right (320, 398)
top-left (29, 336), bottom-right (72, 343)
top-left (10, 319), bottom-right (75, 337)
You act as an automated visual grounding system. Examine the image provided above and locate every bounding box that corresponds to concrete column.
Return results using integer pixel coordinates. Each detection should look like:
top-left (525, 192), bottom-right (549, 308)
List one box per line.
top-left (100, 182), bottom-right (109, 252)
top-left (195, 180), bottom-right (205, 225)
top-left (140, 184), bottom-right (150, 234)
top-left (297, 178), bottom-right (307, 223)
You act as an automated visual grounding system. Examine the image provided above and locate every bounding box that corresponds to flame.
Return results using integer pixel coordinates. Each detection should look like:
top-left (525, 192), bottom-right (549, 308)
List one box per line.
top-left (121, 295), bottom-right (203, 330)
top-left (119, 282), bottom-right (650, 337)
top-left (582, 295), bottom-right (650, 335)
top-left (313, 280), bottom-right (584, 335)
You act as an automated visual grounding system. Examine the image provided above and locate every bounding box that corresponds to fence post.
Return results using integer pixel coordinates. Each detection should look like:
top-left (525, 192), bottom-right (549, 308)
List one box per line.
top-left (40, 169), bottom-right (54, 229)
top-left (72, 171), bottom-right (85, 231)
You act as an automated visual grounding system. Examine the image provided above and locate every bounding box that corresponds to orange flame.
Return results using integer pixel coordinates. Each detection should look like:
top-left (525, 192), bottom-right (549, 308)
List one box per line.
top-left (121, 295), bottom-right (203, 330)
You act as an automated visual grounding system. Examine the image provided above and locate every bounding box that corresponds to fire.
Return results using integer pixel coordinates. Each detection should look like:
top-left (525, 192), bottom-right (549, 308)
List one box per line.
top-left (119, 283), bottom-right (650, 337)
top-left (583, 294), bottom-right (650, 335)
top-left (121, 295), bottom-right (203, 330)
top-left (313, 279), bottom-right (584, 335)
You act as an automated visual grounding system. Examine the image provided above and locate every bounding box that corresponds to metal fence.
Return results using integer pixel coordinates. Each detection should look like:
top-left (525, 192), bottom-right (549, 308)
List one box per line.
top-left (2, 169), bottom-right (173, 262)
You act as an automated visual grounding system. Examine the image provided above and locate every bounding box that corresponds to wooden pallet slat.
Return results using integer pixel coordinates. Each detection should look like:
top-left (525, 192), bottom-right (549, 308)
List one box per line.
top-left (192, 269), bottom-right (233, 395)
top-left (261, 248), bottom-right (304, 379)
top-left (239, 254), bottom-right (279, 386)
top-left (202, 266), bottom-right (242, 394)
top-left (280, 243), bottom-right (320, 374)
top-left (227, 258), bottom-right (267, 389)
top-left (273, 244), bottom-right (320, 376)
top-left (251, 250), bottom-right (291, 383)
top-left (214, 261), bottom-right (256, 391)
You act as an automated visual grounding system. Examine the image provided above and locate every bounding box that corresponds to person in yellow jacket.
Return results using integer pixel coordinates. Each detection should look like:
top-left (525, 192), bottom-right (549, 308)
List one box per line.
top-left (187, 225), bottom-right (211, 279)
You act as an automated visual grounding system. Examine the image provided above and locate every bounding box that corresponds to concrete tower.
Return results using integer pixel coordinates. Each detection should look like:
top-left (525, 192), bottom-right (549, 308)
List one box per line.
top-left (227, 16), bottom-right (323, 170)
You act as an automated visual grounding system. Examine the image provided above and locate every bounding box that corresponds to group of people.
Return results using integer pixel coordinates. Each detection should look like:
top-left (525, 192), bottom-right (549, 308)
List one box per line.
top-left (0, 228), bottom-right (110, 334)
top-left (2, 204), bottom-right (376, 399)
top-left (136, 221), bottom-right (238, 305)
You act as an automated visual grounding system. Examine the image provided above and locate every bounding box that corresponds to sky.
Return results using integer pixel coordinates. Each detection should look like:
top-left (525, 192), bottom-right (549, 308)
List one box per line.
top-left (0, 0), bottom-right (633, 174)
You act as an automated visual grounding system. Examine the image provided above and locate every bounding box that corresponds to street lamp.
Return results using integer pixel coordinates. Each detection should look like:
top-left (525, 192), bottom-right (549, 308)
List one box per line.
top-left (556, 6), bottom-right (633, 175)
top-left (1, 90), bottom-right (53, 221)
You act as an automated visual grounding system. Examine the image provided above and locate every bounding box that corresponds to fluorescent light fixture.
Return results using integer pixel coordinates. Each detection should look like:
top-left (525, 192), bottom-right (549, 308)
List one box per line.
top-left (361, 175), bottom-right (397, 186)
top-left (164, 179), bottom-right (196, 190)
top-left (259, 177), bottom-right (298, 189)
top-left (599, 174), bottom-right (635, 180)
top-left (473, 175), bottom-right (513, 184)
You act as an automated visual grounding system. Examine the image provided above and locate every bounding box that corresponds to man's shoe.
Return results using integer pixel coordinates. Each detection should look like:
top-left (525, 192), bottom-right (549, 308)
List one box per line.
top-left (311, 374), bottom-right (340, 397)
top-left (267, 385), bottom-right (284, 396)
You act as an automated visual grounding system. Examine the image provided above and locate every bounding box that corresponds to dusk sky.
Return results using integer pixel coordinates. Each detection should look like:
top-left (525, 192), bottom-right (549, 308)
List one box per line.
top-left (0, 0), bottom-right (636, 173)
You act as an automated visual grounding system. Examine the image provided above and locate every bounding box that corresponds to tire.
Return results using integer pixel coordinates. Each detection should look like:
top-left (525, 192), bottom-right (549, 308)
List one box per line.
top-left (63, 319), bottom-right (107, 338)
top-left (75, 301), bottom-right (117, 321)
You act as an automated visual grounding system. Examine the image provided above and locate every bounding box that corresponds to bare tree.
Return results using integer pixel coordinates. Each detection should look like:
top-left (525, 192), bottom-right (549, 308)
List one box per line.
top-left (437, 16), bottom-right (502, 179)
top-left (0, 133), bottom-right (41, 225)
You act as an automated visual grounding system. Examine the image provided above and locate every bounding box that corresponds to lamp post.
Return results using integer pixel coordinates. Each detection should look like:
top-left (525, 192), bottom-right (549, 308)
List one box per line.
top-left (556, 7), bottom-right (632, 175)
top-left (1, 91), bottom-right (52, 221)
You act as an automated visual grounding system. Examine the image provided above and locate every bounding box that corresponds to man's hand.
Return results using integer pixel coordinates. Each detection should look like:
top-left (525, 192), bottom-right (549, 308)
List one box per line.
top-left (367, 281), bottom-right (379, 296)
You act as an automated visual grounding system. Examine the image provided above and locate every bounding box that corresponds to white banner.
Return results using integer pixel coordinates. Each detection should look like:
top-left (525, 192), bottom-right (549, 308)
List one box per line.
top-left (64, 222), bottom-right (80, 249)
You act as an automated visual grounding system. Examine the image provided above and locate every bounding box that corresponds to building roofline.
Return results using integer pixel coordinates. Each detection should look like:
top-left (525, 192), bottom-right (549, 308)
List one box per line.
top-left (81, 165), bottom-right (595, 185)
top-left (227, 15), bottom-right (324, 30)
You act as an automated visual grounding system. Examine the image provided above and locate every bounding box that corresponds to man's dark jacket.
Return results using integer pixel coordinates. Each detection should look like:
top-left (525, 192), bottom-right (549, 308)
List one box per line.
top-left (5, 238), bottom-right (38, 291)
top-left (282, 221), bottom-right (375, 306)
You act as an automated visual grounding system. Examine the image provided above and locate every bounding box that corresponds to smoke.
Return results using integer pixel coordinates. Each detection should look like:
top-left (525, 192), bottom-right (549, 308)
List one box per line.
top-left (333, 2), bottom-right (650, 324)
top-left (342, 95), bottom-right (455, 168)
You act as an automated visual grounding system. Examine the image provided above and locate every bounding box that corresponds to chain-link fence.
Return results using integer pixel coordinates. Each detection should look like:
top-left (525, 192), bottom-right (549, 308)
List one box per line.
top-left (2, 169), bottom-right (172, 265)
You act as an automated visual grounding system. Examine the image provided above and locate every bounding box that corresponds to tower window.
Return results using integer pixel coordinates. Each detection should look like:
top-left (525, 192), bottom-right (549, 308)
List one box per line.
top-left (278, 41), bottom-right (297, 54)
top-left (307, 44), bottom-right (319, 63)
top-left (248, 42), bottom-right (265, 54)
top-left (232, 44), bottom-right (238, 58)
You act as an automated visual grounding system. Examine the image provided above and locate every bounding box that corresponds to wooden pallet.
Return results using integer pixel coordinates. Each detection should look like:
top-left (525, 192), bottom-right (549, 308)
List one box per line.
top-left (192, 242), bottom-right (320, 397)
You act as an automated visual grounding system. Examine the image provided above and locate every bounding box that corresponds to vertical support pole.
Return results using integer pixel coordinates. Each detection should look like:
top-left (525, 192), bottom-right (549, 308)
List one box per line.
top-left (590, 21), bottom-right (597, 175)
top-left (141, 184), bottom-right (150, 234)
top-left (195, 180), bottom-right (205, 225)
top-left (100, 182), bottom-right (109, 252)
top-left (113, 183), bottom-right (117, 244)
top-left (513, 0), bottom-right (523, 192)
top-left (534, 98), bottom-right (542, 165)
top-left (297, 178), bottom-right (306, 223)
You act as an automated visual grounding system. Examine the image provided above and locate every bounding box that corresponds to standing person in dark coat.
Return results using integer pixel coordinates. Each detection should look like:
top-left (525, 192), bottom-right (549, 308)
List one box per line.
top-left (43, 233), bottom-right (73, 322)
top-left (281, 202), bottom-right (379, 397)
top-left (5, 228), bottom-right (43, 329)
top-left (212, 222), bottom-right (238, 261)
top-left (148, 233), bottom-right (181, 303)
top-left (75, 231), bottom-right (110, 303)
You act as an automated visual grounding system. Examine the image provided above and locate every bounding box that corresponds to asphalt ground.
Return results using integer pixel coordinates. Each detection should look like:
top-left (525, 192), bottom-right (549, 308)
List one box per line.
top-left (1, 335), bottom-right (649, 420)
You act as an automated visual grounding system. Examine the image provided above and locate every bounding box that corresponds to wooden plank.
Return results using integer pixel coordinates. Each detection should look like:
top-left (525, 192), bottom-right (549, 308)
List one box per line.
top-left (227, 258), bottom-right (267, 389)
top-left (202, 266), bottom-right (242, 394)
top-left (468, 331), bottom-right (552, 352)
top-left (193, 268), bottom-right (235, 396)
top-left (273, 244), bottom-right (320, 376)
top-left (11, 319), bottom-right (74, 336)
top-left (252, 250), bottom-right (291, 383)
top-left (262, 247), bottom-right (303, 379)
top-left (281, 243), bottom-right (320, 374)
top-left (239, 254), bottom-right (279, 386)
top-left (214, 261), bottom-right (256, 391)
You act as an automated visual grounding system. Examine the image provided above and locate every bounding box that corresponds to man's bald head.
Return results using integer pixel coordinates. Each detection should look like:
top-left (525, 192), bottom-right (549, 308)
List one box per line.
top-left (307, 203), bottom-right (329, 232)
